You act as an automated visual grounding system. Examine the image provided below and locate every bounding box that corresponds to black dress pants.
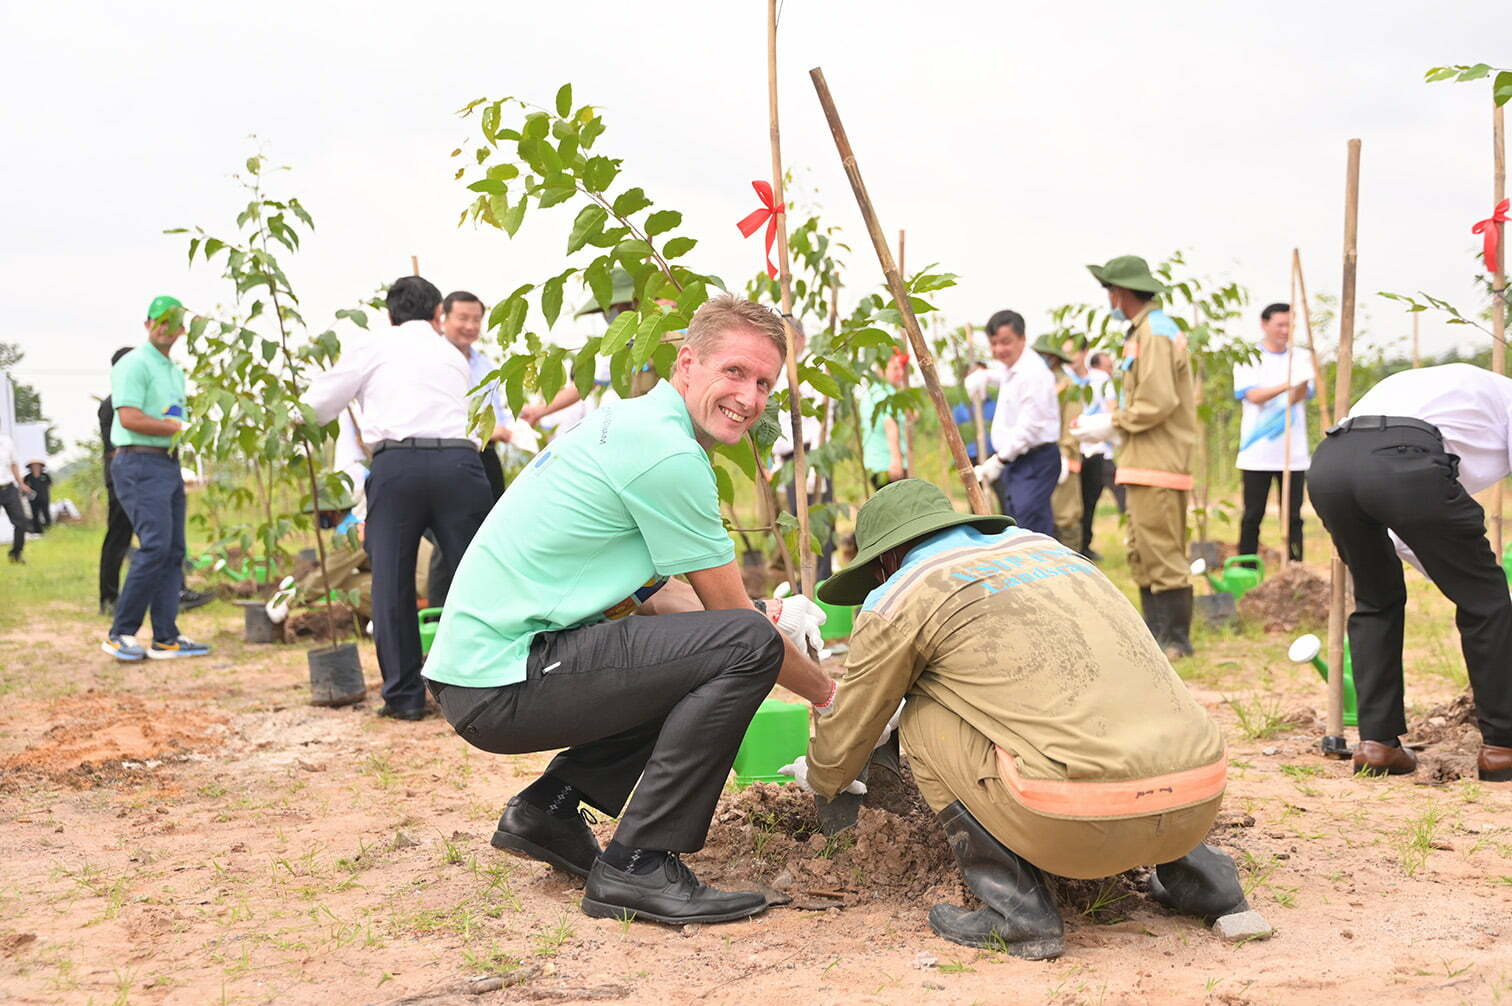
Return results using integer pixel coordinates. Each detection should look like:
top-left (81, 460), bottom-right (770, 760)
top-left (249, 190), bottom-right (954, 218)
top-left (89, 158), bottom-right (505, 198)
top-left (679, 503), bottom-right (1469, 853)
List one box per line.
top-left (30, 491), bottom-right (50, 533)
top-left (1079, 454), bottom-right (1107, 552)
top-left (425, 447), bottom-right (506, 607)
top-left (1309, 422), bottom-right (1512, 747)
top-left (0, 484), bottom-right (26, 558)
top-left (365, 446), bottom-right (492, 712)
top-left (100, 473), bottom-right (135, 604)
top-left (1239, 469), bottom-right (1305, 562)
top-left (430, 609), bottom-right (783, 851)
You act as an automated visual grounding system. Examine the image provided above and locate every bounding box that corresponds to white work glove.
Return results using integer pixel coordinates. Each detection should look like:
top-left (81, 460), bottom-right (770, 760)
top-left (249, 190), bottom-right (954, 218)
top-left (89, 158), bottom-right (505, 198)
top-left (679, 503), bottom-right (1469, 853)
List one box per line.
top-left (963, 367), bottom-right (993, 401)
top-left (265, 575), bottom-right (297, 625)
top-left (974, 453), bottom-right (1005, 486)
top-left (779, 755), bottom-right (867, 796)
top-left (1070, 412), bottom-right (1117, 444)
top-left (874, 699), bottom-right (905, 750)
top-left (1058, 455), bottom-right (1070, 485)
top-left (762, 595), bottom-right (826, 653)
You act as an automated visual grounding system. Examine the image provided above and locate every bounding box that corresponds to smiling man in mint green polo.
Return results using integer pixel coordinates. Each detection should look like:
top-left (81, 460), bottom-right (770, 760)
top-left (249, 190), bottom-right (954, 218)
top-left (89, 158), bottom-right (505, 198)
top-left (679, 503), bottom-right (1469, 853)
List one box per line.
top-left (424, 294), bottom-right (833, 927)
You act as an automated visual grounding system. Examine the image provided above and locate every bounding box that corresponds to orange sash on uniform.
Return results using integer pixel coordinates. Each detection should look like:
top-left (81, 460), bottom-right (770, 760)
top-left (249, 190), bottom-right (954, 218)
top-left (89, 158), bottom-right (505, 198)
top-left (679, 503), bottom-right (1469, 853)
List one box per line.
top-left (995, 746), bottom-right (1226, 818)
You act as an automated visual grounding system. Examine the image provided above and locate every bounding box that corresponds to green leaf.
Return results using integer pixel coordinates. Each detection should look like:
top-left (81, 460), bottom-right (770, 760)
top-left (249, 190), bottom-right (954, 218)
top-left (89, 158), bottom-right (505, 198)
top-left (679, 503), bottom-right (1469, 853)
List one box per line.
top-left (542, 275), bottom-right (565, 328)
top-left (574, 338), bottom-right (602, 398)
top-left (631, 311), bottom-right (667, 370)
top-left (580, 116), bottom-right (606, 148)
top-left (467, 179), bottom-right (507, 195)
top-left (600, 309), bottom-right (639, 356)
top-left (583, 156), bottom-right (618, 193)
top-left (612, 187), bottom-right (652, 217)
top-left (586, 256), bottom-right (614, 311)
top-left (609, 345), bottom-right (634, 397)
top-left (613, 239), bottom-right (652, 263)
top-left (539, 350), bottom-right (567, 404)
top-left (799, 363), bottom-right (842, 399)
top-left (676, 278), bottom-right (708, 314)
top-left (523, 112), bottom-right (550, 141)
top-left (538, 177), bottom-right (577, 208)
top-left (555, 83), bottom-right (573, 118)
top-left (713, 461), bottom-right (735, 506)
top-left (663, 236), bottom-right (697, 259)
top-left (567, 205), bottom-right (607, 255)
top-left (1458, 63), bottom-right (1493, 81)
top-left (715, 437), bottom-right (756, 482)
top-left (821, 356), bottom-right (861, 385)
top-left (644, 210), bottom-right (682, 237)
top-left (485, 163), bottom-right (520, 182)
top-left (1496, 71), bottom-right (1512, 106)
top-left (499, 198), bottom-right (527, 237)
top-left (188, 237), bottom-right (201, 265)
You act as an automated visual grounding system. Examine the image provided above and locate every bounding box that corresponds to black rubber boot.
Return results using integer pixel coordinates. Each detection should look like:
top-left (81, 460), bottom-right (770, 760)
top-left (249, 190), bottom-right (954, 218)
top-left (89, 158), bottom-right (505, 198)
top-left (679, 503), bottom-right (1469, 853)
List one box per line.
top-left (1163, 586), bottom-right (1196, 658)
top-left (1149, 843), bottom-right (1249, 922)
top-left (1139, 587), bottom-right (1164, 642)
top-left (927, 802), bottom-right (1064, 959)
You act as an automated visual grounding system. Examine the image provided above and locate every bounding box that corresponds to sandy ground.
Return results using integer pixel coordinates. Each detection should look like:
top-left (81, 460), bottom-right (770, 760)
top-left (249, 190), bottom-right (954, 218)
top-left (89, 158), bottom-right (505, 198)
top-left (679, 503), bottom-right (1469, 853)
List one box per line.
top-left (3, 568), bottom-right (1512, 1005)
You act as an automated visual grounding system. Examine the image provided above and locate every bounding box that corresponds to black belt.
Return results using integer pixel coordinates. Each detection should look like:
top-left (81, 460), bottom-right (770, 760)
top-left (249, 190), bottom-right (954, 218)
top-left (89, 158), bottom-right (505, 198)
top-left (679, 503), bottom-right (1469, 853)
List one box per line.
top-left (372, 437), bottom-right (476, 454)
top-left (1325, 415), bottom-right (1442, 440)
top-left (117, 444), bottom-right (171, 455)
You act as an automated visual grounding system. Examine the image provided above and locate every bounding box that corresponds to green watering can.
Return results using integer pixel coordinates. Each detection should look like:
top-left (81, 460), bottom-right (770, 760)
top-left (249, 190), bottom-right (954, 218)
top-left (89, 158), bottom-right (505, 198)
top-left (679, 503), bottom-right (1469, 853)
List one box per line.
top-left (1189, 555), bottom-right (1265, 601)
top-left (1502, 542), bottom-right (1512, 584)
top-left (418, 607), bottom-right (444, 656)
top-left (1287, 633), bottom-right (1358, 727)
top-left (815, 587), bottom-right (856, 641)
top-left (732, 699), bottom-right (810, 787)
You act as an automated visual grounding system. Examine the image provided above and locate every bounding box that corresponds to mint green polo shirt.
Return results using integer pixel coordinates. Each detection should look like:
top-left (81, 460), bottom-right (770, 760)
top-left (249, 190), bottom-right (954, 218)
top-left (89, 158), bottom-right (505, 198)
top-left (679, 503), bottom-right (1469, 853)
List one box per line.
top-left (110, 344), bottom-right (187, 448)
top-left (424, 380), bottom-right (736, 688)
top-left (859, 380), bottom-right (910, 473)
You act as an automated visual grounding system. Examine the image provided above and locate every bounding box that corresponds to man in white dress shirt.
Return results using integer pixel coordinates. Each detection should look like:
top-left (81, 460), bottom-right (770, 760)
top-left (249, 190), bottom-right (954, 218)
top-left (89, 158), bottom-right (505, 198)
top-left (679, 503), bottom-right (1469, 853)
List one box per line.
top-left (1308, 363), bottom-right (1512, 781)
top-left (971, 310), bottom-right (1062, 536)
top-left (1233, 304), bottom-right (1312, 563)
top-left (303, 276), bottom-right (494, 720)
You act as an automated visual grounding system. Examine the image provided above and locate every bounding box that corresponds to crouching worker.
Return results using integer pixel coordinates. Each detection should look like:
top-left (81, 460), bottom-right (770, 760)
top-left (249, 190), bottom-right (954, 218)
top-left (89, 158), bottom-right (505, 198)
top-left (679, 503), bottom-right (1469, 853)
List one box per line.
top-left (422, 295), bottom-right (834, 926)
top-left (782, 480), bottom-right (1246, 959)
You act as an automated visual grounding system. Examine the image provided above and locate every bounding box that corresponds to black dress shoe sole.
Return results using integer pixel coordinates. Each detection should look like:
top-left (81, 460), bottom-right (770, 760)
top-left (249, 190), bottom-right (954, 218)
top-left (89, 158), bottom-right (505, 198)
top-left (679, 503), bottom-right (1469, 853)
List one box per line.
top-left (580, 895), bottom-right (767, 926)
top-left (490, 828), bottom-right (593, 879)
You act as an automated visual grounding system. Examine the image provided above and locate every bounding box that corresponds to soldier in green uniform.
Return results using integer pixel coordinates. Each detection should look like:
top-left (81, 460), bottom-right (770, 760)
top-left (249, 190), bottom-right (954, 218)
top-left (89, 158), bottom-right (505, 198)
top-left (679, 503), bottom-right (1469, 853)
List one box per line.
top-left (1034, 335), bottom-right (1084, 550)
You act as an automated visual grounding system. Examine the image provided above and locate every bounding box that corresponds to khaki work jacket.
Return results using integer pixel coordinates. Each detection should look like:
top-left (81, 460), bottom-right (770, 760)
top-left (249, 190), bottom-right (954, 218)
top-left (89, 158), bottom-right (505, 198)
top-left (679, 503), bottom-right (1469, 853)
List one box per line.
top-left (1112, 304), bottom-right (1197, 490)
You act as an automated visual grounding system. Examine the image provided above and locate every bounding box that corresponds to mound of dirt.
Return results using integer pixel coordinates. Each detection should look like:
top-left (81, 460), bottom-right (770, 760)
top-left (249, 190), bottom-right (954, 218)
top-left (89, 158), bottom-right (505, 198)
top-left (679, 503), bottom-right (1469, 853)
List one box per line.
top-left (1, 695), bottom-right (228, 787)
top-left (1405, 691), bottom-right (1481, 783)
top-left (285, 602), bottom-right (360, 643)
top-left (1238, 565), bottom-right (1331, 634)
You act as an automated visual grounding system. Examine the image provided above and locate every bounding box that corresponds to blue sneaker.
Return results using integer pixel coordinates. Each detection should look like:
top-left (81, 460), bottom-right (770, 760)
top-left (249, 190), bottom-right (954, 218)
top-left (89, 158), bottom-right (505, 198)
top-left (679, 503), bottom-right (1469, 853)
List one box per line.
top-left (147, 636), bottom-right (212, 660)
top-left (102, 634), bottom-right (146, 662)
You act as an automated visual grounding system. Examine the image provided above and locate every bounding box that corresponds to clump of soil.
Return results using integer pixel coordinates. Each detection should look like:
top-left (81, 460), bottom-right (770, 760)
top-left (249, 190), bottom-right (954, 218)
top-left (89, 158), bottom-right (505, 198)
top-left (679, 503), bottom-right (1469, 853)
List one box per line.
top-left (1405, 691), bottom-right (1481, 783)
top-left (1, 695), bottom-right (227, 787)
top-left (1238, 564), bottom-right (1331, 634)
top-left (284, 602), bottom-right (360, 643)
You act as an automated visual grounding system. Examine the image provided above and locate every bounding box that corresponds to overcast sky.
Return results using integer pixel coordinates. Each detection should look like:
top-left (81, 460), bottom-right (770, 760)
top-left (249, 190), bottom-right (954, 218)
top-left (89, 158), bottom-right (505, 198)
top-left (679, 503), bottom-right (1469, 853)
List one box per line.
top-left (2, 0), bottom-right (1504, 457)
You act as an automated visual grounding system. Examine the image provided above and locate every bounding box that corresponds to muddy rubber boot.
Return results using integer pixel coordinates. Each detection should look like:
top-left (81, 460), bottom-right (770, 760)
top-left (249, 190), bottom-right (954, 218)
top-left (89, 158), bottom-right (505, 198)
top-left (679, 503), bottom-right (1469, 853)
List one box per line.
top-left (1149, 843), bottom-right (1249, 923)
top-left (1163, 586), bottom-right (1196, 658)
top-left (1139, 587), bottom-right (1164, 642)
top-left (928, 802), bottom-right (1064, 959)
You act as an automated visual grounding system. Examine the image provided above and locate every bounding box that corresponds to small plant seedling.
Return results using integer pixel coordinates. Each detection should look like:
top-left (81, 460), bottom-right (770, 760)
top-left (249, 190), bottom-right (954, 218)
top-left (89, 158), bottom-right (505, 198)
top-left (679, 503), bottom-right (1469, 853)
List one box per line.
top-left (461, 944), bottom-right (522, 978)
top-left (1226, 693), bottom-right (1289, 740)
top-left (938, 960), bottom-right (976, 974)
top-left (1399, 807), bottom-right (1445, 877)
top-left (614, 908), bottom-right (636, 935)
top-left (534, 916), bottom-right (575, 957)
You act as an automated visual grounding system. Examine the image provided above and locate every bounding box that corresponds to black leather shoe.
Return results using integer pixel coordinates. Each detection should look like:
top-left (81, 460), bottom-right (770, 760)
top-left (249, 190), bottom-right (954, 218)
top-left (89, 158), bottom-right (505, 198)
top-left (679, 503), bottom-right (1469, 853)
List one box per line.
top-left (491, 795), bottom-right (602, 879)
top-left (1150, 843), bottom-right (1249, 922)
top-left (178, 588), bottom-right (213, 612)
top-left (375, 704), bottom-right (426, 721)
top-left (581, 855), bottom-right (768, 925)
top-left (928, 802), bottom-right (1064, 959)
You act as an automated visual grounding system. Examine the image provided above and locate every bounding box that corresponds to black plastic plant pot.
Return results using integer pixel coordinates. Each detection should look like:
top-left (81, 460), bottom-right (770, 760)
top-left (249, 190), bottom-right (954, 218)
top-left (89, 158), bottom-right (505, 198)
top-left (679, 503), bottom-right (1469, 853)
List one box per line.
top-left (1194, 591), bottom-right (1237, 628)
top-left (1189, 540), bottom-right (1221, 568)
top-left (308, 643), bottom-right (366, 707)
top-left (237, 600), bottom-right (279, 644)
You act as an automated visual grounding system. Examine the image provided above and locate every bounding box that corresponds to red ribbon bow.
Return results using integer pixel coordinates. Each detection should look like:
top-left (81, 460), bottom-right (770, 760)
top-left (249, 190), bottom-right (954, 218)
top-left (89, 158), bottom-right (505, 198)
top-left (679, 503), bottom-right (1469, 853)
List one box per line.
top-left (736, 180), bottom-right (784, 280)
top-left (1472, 198), bottom-right (1510, 274)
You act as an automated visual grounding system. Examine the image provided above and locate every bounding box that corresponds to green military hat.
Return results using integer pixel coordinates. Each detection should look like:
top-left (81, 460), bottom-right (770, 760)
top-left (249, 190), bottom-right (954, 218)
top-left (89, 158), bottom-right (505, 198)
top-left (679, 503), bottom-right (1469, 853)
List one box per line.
top-left (146, 294), bottom-right (184, 321)
top-left (818, 480), bottom-right (1014, 606)
top-left (1086, 256), bottom-right (1164, 294)
top-left (1032, 335), bottom-right (1072, 365)
top-left (573, 267), bottom-right (637, 318)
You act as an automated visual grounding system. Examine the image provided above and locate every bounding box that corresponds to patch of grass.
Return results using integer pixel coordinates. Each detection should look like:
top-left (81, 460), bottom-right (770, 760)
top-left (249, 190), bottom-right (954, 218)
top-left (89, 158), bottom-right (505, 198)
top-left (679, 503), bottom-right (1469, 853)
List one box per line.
top-left (1226, 693), bottom-right (1289, 739)
top-left (937, 960), bottom-right (976, 974)
top-left (1080, 878), bottom-right (1133, 924)
top-left (1399, 807), bottom-right (1446, 877)
top-left (533, 916), bottom-right (575, 957)
top-left (461, 944), bottom-right (522, 978)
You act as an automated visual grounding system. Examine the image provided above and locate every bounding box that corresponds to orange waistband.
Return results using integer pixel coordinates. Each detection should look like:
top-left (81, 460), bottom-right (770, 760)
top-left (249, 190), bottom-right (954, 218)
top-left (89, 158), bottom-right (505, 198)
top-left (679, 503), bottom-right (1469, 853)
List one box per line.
top-left (995, 747), bottom-right (1226, 819)
top-left (1114, 466), bottom-right (1194, 491)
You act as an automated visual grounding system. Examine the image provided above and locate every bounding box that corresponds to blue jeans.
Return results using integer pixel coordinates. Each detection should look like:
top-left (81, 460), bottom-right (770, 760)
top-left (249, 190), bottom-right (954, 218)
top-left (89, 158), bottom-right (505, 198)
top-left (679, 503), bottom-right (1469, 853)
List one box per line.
top-left (993, 442), bottom-right (1060, 537)
top-left (109, 452), bottom-right (185, 642)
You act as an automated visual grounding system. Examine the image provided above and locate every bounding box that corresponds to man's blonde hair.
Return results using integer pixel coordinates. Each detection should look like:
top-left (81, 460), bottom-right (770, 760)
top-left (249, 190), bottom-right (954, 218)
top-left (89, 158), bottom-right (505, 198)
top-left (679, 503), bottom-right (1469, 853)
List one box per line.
top-left (684, 294), bottom-right (789, 362)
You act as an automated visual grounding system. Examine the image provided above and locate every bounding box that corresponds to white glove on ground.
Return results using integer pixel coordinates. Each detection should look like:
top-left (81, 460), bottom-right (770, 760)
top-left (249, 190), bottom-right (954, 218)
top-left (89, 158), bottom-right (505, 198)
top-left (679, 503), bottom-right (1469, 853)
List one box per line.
top-left (779, 755), bottom-right (867, 796)
top-left (1070, 412), bottom-right (1117, 444)
top-left (763, 595), bottom-right (826, 653)
top-left (1058, 455), bottom-right (1070, 485)
top-left (963, 367), bottom-right (994, 401)
top-left (974, 454), bottom-right (1005, 485)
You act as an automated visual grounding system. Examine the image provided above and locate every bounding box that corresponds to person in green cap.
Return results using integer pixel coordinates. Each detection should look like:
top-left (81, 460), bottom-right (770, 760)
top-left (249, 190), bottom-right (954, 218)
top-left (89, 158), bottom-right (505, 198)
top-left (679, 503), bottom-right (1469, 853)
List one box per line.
top-left (101, 296), bottom-right (211, 662)
top-left (779, 479), bottom-right (1247, 959)
top-left (1073, 256), bottom-right (1199, 659)
top-left (1033, 334), bottom-right (1086, 551)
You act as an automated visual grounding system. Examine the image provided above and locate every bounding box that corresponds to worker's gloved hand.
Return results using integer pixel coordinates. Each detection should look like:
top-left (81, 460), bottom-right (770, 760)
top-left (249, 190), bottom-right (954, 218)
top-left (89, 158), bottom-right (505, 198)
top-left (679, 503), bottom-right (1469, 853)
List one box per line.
top-left (779, 755), bottom-right (867, 796)
top-left (1071, 412), bottom-right (1117, 444)
top-left (1058, 454), bottom-right (1070, 485)
top-left (963, 367), bottom-right (994, 401)
top-left (974, 453), bottom-right (1005, 486)
top-left (762, 595), bottom-right (826, 653)
top-left (874, 699), bottom-right (905, 749)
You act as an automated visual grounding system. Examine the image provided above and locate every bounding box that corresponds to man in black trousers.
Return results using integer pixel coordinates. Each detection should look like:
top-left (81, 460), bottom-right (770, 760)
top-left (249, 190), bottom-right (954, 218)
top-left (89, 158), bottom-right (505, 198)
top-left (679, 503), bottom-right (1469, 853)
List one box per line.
top-left (1309, 363), bottom-right (1512, 782)
top-left (99, 347), bottom-right (137, 614)
top-left (303, 275), bottom-right (493, 720)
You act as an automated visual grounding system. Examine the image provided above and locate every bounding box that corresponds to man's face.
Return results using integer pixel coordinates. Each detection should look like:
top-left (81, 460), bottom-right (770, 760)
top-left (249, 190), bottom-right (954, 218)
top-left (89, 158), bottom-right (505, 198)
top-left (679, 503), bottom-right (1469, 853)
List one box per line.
top-left (1261, 311), bottom-right (1292, 348)
top-left (144, 310), bottom-right (186, 352)
top-left (675, 328), bottom-right (782, 448)
top-left (988, 326), bottom-right (1025, 368)
top-left (443, 300), bottom-right (484, 352)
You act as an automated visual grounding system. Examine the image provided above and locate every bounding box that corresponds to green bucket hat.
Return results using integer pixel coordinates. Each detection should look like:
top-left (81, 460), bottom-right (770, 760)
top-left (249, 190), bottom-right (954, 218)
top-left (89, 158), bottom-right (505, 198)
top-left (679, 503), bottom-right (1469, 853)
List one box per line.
top-left (573, 267), bottom-right (636, 318)
top-left (146, 294), bottom-right (184, 321)
top-left (817, 480), bottom-right (1014, 606)
top-left (1085, 256), bottom-right (1164, 294)
top-left (1032, 335), bottom-right (1072, 365)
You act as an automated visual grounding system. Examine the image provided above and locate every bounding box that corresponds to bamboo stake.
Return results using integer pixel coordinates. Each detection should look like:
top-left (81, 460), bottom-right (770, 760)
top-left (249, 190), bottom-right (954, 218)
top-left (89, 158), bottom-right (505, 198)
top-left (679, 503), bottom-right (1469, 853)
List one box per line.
top-left (410, 255), bottom-right (419, 277)
top-left (1412, 313), bottom-right (1420, 368)
top-left (1490, 101), bottom-right (1506, 557)
top-left (897, 228), bottom-right (918, 476)
top-left (765, 0), bottom-right (816, 599)
top-left (965, 322), bottom-right (989, 463)
top-left (1280, 259), bottom-right (1296, 569)
top-left (1292, 249), bottom-right (1330, 427)
top-left (750, 434), bottom-right (797, 588)
top-left (810, 67), bottom-right (991, 515)
top-left (1324, 139), bottom-right (1361, 758)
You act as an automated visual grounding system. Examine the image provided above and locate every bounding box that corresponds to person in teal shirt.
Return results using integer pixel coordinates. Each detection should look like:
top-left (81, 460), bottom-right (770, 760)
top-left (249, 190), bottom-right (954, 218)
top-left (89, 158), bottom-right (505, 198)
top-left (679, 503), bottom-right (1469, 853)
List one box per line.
top-left (858, 350), bottom-right (911, 489)
top-left (102, 296), bottom-right (210, 663)
top-left (425, 295), bottom-right (838, 927)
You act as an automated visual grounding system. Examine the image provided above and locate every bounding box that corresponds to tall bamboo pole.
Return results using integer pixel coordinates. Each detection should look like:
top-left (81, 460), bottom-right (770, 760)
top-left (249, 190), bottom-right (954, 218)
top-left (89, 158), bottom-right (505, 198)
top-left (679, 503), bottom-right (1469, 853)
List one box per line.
top-left (1292, 250), bottom-right (1330, 427)
top-left (765, 0), bottom-right (816, 598)
top-left (1280, 259), bottom-right (1297, 569)
top-left (897, 229), bottom-right (918, 476)
top-left (1490, 101), bottom-right (1506, 557)
top-left (810, 67), bottom-right (991, 515)
top-left (410, 255), bottom-right (419, 277)
top-left (965, 322), bottom-right (989, 462)
top-left (1324, 139), bottom-right (1361, 758)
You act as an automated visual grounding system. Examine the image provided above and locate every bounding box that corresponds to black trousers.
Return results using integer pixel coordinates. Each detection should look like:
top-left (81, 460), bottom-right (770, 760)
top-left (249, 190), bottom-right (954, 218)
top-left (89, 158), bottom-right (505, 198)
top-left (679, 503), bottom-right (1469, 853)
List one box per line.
top-left (365, 447), bottom-right (492, 712)
top-left (30, 491), bottom-right (50, 532)
top-left (1103, 462), bottom-right (1126, 513)
top-left (1079, 454), bottom-right (1107, 551)
top-left (430, 609), bottom-right (783, 851)
top-left (0, 484), bottom-right (25, 558)
top-left (425, 448), bottom-right (506, 607)
top-left (100, 473), bottom-right (135, 604)
top-left (1239, 469), bottom-right (1305, 562)
top-left (1309, 423), bottom-right (1512, 747)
